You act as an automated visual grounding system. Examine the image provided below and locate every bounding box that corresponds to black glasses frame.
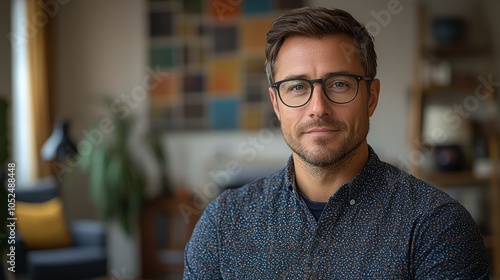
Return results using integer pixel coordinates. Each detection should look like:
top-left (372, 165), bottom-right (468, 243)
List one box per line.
top-left (272, 73), bottom-right (372, 108)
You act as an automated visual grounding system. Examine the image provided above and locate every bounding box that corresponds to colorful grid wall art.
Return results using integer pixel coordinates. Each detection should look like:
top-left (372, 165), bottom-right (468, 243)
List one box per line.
top-left (148, 0), bottom-right (303, 131)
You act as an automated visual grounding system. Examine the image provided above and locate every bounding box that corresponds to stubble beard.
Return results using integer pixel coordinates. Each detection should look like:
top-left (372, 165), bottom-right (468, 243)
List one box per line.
top-left (282, 118), bottom-right (369, 168)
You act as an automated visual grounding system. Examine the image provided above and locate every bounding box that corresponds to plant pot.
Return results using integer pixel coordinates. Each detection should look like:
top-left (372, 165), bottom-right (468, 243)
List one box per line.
top-left (106, 219), bottom-right (140, 278)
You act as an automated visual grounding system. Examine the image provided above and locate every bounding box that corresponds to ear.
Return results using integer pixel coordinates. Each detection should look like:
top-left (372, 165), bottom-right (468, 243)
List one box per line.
top-left (268, 87), bottom-right (281, 121)
top-left (367, 78), bottom-right (380, 117)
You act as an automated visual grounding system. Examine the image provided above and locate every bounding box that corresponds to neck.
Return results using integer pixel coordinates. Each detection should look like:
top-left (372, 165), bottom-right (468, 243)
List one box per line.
top-left (294, 143), bottom-right (369, 202)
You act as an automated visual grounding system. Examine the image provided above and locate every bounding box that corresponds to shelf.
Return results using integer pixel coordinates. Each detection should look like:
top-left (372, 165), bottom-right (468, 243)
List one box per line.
top-left (423, 44), bottom-right (492, 57)
top-left (418, 170), bottom-right (489, 187)
top-left (413, 4), bottom-right (499, 277)
top-left (422, 83), bottom-right (477, 95)
top-left (141, 194), bottom-right (201, 278)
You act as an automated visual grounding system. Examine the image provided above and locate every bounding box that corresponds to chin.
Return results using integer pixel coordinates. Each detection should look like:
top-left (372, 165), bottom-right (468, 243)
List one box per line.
top-left (294, 144), bottom-right (345, 167)
top-left (294, 136), bottom-right (365, 168)
top-left (298, 150), bottom-right (344, 167)
top-left (302, 155), bottom-right (338, 167)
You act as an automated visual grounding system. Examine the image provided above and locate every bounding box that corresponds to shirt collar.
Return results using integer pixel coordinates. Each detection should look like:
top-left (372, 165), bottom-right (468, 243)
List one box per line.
top-left (345, 145), bottom-right (384, 201)
top-left (282, 145), bottom-right (384, 202)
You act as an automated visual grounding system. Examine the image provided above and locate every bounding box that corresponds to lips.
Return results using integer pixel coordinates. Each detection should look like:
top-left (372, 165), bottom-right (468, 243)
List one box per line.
top-left (303, 127), bottom-right (340, 136)
top-left (306, 127), bottom-right (337, 133)
top-left (298, 119), bottom-right (345, 136)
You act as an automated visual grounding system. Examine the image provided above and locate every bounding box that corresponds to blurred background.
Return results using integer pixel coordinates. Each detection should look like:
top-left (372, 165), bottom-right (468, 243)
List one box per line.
top-left (1, 0), bottom-right (499, 279)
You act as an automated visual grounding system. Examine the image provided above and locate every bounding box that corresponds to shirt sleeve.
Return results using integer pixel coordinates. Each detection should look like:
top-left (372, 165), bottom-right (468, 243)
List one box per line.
top-left (412, 202), bottom-right (489, 279)
top-left (183, 197), bottom-right (222, 280)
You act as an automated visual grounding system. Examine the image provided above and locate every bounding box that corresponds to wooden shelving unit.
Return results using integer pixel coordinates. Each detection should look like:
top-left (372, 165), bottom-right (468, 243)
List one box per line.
top-left (409, 4), bottom-right (500, 277)
top-left (419, 170), bottom-right (489, 187)
top-left (140, 193), bottom-right (200, 279)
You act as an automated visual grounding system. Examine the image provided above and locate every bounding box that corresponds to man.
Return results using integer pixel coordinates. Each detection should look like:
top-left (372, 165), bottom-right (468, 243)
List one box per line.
top-left (184, 7), bottom-right (488, 279)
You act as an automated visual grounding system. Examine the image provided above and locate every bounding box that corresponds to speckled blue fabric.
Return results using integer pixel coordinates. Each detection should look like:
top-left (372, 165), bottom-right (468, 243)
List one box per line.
top-left (184, 147), bottom-right (489, 279)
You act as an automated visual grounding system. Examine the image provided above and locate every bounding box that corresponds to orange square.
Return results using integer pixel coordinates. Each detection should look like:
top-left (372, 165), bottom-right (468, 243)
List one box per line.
top-left (241, 106), bottom-right (263, 130)
top-left (209, 0), bottom-right (242, 21)
top-left (151, 72), bottom-right (179, 104)
top-left (241, 18), bottom-right (273, 52)
top-left (208, 58), bottom-right (241, 95)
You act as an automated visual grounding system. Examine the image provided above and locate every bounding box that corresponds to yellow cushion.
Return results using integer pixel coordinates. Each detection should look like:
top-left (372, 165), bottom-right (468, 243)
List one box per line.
top-left (16, 197), bottom-right (72, 249)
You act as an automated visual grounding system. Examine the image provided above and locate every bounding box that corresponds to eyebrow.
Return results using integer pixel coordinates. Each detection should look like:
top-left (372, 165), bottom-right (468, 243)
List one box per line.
top-left (279, 70), bottom-right (358, 81)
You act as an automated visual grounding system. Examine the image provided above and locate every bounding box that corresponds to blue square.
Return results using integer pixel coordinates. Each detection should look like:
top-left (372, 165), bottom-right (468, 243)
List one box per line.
top-left (243, 0), bottom-right (273, 15)
top-left (210, 98), bottom-right (239, 130)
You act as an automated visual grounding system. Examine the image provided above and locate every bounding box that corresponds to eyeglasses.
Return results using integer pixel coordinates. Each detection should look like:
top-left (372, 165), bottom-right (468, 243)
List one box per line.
top-left (272, 74), bottom-right (372, 108)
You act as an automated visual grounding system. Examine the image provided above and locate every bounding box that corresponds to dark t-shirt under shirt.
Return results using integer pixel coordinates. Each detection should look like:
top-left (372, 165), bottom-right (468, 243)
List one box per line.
top-left (298, 191), bottom-right (327, 221)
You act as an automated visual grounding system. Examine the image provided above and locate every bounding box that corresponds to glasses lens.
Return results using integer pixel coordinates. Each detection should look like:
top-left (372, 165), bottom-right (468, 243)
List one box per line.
top-left (324, 75), bottom-right (358, 103)
top-left (279, 79), bottom-right (311, 107)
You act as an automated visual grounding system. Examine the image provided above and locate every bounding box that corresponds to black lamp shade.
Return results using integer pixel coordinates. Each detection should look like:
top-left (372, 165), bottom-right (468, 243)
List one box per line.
top-left (41, 121), bottom-right (77, 161)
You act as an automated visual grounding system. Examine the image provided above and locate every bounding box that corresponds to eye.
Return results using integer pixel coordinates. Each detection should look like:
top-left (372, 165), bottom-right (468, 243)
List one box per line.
top-left (281, 80), bottom-right (310, 94)
top-left (332, 82), bottom-right (347, 88)
top-left (325, 76), bottom-right (355, 92)
top-left (290, 84), bottom-right (306, 91)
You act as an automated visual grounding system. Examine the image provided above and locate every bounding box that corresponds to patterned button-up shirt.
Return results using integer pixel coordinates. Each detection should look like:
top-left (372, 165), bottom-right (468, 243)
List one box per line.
top-left (184, 147), bottom-right (489, 279)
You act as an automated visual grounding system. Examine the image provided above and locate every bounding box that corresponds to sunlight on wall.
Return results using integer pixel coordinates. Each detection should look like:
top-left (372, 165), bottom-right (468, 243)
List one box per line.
top-left (11, 0), bottom-right (36, 186)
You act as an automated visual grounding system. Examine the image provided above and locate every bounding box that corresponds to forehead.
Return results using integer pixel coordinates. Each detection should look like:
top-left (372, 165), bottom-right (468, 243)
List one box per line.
top-left (274, 34), bottom-right (364, 80)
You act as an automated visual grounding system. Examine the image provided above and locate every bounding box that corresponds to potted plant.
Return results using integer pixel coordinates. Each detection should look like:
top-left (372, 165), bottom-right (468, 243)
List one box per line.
top-left (79, 110), bottom-right (168, 234)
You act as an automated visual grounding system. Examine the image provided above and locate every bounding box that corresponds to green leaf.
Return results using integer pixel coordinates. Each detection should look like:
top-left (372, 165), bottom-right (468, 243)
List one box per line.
top-left (89, 146), bottom-right (107, 218)
top-left (79, 123), bottom-right (100, 171)
top-left (104, 148), bottom-right (122, 219)
top-left (78, 100), bottom-right (170, 236)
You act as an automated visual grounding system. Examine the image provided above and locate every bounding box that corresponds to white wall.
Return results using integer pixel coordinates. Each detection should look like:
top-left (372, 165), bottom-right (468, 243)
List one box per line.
top-left (164, 130), bottom-right (290, 195)
top-left (53, 1), bottom-right (148, 125)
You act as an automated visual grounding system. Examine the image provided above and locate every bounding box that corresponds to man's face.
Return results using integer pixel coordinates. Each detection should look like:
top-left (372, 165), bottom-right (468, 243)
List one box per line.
top-left (268, 35), bottom-right (380, 167)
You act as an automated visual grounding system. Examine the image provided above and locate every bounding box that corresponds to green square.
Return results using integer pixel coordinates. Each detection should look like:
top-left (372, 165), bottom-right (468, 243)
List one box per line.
top-left (150, 46), bottom-right (176, 68)
top-left (183, 0), bottom-right (203, 14)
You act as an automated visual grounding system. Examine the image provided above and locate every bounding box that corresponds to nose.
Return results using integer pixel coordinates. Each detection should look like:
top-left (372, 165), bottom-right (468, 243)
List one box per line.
top-left (307, 83), bottom-right (333, 117)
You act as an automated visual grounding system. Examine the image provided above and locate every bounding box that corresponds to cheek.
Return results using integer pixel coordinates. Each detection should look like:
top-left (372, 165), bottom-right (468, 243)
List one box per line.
top-left (279, 109), bottom-right (302, 131)
top-left (338, 105), bottom-right (368, 130)
top-left (352, 108), bottom-right (370, 131)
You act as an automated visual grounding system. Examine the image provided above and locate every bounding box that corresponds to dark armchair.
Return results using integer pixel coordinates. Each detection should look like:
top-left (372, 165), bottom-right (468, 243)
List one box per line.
top-left (15, 177), bottom-right (107, 280)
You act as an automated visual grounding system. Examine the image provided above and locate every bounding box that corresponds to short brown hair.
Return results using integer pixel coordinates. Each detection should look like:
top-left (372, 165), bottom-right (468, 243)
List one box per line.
top-left (265, 7), bottom-right (377, 84)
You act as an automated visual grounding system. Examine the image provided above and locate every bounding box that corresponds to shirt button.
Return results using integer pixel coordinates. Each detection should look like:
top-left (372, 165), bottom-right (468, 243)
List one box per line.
top-left (350, 199), bottom-right (355, 205)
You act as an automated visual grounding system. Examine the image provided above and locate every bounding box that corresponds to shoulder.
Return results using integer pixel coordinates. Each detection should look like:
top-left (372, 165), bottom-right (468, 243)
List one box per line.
top-left (375, 163), bottom-right (487, 262)
top-left (363, 147), bottom-right (457, 211)
top-left (382, 163), bottom-right (458, 207)
top-left (207, 168), bottom-right (287, 217)
top-left (369, 162), bottom-right (469, 222)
